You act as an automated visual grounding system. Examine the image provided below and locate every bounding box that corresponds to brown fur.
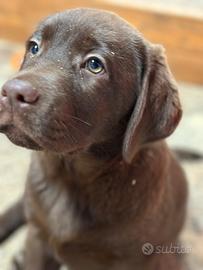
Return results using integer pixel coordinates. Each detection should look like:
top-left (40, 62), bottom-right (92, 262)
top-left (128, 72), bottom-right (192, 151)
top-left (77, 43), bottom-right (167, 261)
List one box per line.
top-left (0, 8), bottom-right (187, 270)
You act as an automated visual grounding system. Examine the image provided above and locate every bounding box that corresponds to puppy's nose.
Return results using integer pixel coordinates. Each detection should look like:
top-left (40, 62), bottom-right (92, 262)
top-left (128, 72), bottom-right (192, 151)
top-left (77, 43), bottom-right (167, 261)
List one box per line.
top-left (1, 79), bottom-right (39, 106)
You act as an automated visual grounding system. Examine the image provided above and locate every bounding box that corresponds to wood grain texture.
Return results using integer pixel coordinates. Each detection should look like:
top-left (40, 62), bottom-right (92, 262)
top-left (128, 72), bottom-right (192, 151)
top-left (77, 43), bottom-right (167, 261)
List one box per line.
top-left (0, 0), bottom-right (203, 84)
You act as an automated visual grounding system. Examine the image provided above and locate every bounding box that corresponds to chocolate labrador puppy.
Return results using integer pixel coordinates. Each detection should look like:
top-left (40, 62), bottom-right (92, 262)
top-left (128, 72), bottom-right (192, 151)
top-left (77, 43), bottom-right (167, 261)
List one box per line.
top-left (0, 8), bottom-right (187, 270)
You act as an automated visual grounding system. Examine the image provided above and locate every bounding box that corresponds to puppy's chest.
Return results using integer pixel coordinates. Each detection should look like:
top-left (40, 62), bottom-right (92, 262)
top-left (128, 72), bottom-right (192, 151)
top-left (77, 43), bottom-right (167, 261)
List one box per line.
top-left (27, 174), bottom-right (83, 243)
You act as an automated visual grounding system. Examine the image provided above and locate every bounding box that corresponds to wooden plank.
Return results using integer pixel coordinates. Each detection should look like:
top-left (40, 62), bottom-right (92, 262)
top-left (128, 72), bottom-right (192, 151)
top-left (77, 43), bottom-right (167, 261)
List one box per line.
top-left (106, 0), bottom-right (203, 20)
top-left (0, 0), bottom-right (203, 84)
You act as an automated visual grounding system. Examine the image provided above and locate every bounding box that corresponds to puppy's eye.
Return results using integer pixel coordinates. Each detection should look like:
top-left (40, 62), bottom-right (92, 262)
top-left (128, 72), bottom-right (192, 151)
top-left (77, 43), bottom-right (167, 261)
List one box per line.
top-left (29, 41), bottom-right (39, 55)
top-left (86, 57), bottom-right (104, 74)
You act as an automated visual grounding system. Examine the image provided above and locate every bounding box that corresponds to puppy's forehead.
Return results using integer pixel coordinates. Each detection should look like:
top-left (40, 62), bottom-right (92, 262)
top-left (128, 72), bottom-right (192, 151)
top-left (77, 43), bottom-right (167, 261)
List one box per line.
top-left (36, 8), bottom-right (140, 46)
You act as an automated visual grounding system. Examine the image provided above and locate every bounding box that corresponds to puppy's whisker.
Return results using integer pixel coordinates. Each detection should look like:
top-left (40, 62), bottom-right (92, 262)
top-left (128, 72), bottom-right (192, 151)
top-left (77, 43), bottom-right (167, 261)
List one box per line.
top-left (58, 120), bottom-right (78, 145)
top-left (63, 114), bottom-right (92, 127)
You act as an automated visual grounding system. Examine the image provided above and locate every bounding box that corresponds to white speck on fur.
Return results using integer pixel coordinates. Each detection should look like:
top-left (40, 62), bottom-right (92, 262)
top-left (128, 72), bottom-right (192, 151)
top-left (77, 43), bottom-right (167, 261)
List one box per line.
top-left (132, 179), bottom-right (136, 186)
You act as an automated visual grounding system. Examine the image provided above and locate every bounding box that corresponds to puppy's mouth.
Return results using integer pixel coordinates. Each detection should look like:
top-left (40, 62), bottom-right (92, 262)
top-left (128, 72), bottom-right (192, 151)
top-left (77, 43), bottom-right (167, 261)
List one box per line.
top-left (0, 102), bottom-right (88, 153)
top-left (0, 97), bottom-right (42, 150)
top-left (0, 90), bottom-right (92, 154)
top-left (0, 124), bottom-right (42, 150)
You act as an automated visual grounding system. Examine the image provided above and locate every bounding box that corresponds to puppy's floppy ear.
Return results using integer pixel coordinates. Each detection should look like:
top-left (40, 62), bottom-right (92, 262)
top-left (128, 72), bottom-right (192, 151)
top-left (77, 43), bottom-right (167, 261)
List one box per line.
top-left (122, 44), bottom-right (182, 163)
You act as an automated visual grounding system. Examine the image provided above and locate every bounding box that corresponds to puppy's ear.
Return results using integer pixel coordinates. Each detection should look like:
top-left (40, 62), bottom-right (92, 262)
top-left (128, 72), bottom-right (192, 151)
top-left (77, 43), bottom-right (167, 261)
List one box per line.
top-left (122, 44), bottom-right (182, 163)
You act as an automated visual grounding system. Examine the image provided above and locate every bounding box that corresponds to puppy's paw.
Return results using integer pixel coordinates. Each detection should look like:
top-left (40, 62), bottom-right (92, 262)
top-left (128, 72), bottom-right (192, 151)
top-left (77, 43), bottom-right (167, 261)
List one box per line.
top-left (9, 251), bottom-right (24, 270)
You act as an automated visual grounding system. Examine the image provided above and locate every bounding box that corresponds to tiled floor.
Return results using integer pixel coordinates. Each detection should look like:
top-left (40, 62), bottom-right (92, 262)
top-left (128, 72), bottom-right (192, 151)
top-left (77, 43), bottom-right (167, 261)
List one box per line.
top-left (0, 39), bottom-right (202, 269)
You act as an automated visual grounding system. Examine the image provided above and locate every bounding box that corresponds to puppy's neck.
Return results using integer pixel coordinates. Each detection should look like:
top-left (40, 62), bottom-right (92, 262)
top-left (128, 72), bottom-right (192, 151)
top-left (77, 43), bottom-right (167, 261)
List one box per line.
top-left (62, 136), bottom-right (125, 184)
top-left (36, 138), bottom-right (124, 186)
top-left (63, 150), bottom-right (123, 185)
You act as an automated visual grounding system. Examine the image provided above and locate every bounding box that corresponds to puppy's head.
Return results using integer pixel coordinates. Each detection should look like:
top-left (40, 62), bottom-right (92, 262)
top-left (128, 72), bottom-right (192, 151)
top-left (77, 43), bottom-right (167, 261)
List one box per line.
top-left (0, 8), bottom-right (181, 162)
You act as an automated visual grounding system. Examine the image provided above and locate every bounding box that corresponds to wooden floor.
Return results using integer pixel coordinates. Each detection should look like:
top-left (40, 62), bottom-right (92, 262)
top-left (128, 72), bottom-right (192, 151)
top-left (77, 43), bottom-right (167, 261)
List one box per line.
top-left (0, 0), bottom-right (203, 84)
top-left (109, 0), bottom-right (203, 19)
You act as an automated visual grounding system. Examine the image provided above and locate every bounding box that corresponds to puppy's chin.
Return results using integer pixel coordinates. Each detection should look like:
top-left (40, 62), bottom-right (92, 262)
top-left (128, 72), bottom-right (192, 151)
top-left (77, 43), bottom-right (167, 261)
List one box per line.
top-left (1, 125), bottom-right (86, 154)
top-left (1, 125), bottom-right (42, 150)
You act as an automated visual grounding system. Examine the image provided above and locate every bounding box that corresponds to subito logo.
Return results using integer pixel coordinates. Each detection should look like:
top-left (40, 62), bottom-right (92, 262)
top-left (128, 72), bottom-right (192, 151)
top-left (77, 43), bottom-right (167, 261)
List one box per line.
top-left (142, 243), bottom-right (154, 255)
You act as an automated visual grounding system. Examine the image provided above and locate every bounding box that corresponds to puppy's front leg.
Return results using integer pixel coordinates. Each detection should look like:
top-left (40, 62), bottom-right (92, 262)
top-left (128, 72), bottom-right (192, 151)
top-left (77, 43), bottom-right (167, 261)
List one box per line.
top-left (10, 225), bottom-right (61, 270)
top-left (0, 198), bottom-right (25, 243)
